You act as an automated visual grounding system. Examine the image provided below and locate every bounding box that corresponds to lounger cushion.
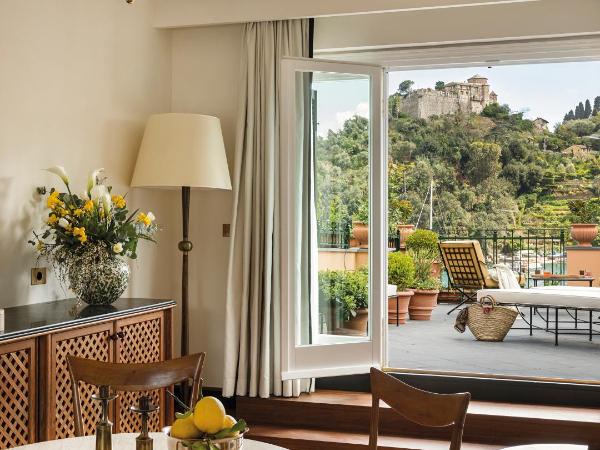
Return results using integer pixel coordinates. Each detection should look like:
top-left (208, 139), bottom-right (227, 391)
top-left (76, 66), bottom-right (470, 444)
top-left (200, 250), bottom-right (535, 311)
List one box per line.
top-left (478, 286), bottom-right (600, 309)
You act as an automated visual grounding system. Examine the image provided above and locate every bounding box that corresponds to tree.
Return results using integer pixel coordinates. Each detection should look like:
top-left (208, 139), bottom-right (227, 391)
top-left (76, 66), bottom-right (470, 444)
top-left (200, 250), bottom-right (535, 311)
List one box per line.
top-left (593, 96), bottom-right (600, 116)
top-left (464, 141), bottom-right (502, 185)
top-left (585, 99), bottom-right (592, 118)
top-left (564, 110), bottom-right (575, 121)
top-left (575, 102), bottom-right (585, 119)
top-left (435, 81), bottom-right (445, 91)
top-left (398, 80), bottom-right (414, 97)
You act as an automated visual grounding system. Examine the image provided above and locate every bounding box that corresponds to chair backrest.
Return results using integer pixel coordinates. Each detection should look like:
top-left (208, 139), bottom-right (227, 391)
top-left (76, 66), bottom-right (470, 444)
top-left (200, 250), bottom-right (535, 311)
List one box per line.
top-left (439, 240), bottom-right (493, 290)
top-left (369, 368), bottom-right (470, 450)
top-left (67, 353), bottom-right (205, 436)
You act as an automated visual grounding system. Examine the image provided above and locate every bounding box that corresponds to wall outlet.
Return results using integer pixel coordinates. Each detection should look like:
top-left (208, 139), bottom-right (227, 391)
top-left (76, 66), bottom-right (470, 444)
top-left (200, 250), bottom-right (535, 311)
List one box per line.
top-left (223, 224), bottom-right (231, 237)
top-left (31, 267), bottom-right (47, 285)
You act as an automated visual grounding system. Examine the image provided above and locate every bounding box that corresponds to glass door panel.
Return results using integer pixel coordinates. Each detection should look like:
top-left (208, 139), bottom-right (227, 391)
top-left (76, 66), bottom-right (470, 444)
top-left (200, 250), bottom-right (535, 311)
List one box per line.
top-left (281, 58), bottom-right (385, 380)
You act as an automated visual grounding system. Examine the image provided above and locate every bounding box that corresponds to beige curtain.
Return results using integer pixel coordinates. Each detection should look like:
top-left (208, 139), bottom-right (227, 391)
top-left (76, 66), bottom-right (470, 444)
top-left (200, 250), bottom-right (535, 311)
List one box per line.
top-left (223, 20), bottom-right (311, 398)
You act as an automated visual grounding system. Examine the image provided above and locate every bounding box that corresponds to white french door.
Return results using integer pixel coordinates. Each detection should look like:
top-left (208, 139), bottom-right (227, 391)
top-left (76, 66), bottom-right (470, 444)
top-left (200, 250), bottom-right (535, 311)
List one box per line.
top-left (280, 57), bottom-right (386, 380)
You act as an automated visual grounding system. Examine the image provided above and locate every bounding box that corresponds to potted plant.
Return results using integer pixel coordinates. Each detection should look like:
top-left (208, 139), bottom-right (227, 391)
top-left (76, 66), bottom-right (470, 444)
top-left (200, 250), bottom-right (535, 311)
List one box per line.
top-left (387, 252), bottom-right (415, 324)
top-left (318, 268), bottom-right (369, 334)
top-left (568, 199), bottom-right (599, 246)
top-left (406, 230), bottom-right (441, 320)
top-left (351, 201), bottom-right (369, 248)
top-left (30, 166), bottom-right (158, 305)
top-left (389, 198), bottom-right (414, 248)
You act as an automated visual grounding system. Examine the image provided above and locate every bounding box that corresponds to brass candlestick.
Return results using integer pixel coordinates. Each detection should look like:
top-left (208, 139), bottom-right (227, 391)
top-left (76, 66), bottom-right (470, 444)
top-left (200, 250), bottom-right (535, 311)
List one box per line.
top-left (91, 385), bottom-right (117, 450)
top-left (130, 395), bottom-right (159, 450)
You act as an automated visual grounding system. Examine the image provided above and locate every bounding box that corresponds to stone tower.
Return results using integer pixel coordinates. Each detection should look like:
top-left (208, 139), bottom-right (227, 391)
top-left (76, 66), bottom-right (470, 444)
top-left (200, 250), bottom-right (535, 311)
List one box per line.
top-left (399, 74), bottom-right (497, 119)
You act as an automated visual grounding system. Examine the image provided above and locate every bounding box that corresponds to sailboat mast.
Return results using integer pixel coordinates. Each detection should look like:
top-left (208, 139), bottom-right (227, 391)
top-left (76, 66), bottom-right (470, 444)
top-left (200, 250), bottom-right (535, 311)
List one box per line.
top-left (429, 179), bottom-right (434, 230)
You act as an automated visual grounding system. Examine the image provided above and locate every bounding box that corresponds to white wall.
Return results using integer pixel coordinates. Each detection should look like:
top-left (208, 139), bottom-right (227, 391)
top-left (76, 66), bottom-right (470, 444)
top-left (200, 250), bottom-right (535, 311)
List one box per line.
top-left (171, 24), bottom-right (243, 387)
top-left (0, 0), bottom-right (177, 308)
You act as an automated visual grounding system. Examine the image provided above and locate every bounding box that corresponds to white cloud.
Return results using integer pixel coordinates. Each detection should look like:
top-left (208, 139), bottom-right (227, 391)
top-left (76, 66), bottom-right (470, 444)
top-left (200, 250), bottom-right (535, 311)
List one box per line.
top-left (318, 102), bottom-right (370, 137)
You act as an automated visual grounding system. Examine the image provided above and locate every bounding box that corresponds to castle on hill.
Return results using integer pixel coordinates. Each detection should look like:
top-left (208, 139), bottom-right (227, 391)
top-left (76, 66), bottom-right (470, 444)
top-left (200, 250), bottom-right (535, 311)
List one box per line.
top-left (400, 75), bottom-right (498, 119)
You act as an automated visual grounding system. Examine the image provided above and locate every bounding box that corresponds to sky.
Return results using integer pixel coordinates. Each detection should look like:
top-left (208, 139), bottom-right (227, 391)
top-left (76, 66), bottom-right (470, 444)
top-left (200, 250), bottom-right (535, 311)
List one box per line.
top-left (315, 60), bottom-right (600, 136)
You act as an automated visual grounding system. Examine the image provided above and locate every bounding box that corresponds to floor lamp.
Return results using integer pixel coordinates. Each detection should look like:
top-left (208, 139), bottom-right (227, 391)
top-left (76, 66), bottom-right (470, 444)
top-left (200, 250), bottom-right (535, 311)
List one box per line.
top-left (131, 113), bottom-right (231, 357)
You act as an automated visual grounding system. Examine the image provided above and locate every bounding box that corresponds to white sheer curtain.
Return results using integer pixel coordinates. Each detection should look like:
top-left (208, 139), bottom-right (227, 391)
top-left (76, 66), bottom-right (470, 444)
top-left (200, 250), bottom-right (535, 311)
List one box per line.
top-left (223, 19), bottom-right (311, 398)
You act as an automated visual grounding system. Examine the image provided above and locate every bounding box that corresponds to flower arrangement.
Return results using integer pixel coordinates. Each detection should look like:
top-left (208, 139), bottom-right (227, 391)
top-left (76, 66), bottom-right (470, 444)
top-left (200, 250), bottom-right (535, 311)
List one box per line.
top-left (30, 166), bottom-right (158, 305)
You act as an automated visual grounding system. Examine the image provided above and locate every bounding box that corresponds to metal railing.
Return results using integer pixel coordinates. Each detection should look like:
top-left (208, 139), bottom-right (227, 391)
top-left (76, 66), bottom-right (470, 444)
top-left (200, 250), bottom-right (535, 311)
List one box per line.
top-left (437, 228), bottom-right (567, 277)
top-left (317, 223), bottom-right (351, 249)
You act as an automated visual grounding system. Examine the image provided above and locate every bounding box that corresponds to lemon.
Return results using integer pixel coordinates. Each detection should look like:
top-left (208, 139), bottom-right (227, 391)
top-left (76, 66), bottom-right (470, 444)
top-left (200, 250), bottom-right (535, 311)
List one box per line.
top-left (171, 414), bottom-right (202, 439)
top-left (222, 415), bottom-right (239, 436)
top-left (193, 396), bottom-right (226, 434)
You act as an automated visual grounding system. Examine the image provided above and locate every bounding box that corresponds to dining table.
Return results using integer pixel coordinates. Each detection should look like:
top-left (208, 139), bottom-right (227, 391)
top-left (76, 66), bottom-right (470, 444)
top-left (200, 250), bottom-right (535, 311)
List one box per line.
top-left (499, 445), bottom-right (588, 450)
top-left (12, 433), bottom-right (288, 450)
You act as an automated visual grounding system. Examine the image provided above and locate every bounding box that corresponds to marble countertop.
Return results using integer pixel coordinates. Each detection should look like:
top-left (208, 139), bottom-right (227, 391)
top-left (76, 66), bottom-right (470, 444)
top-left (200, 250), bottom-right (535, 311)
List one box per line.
top-left (0, 298), bottom-right (175, 342)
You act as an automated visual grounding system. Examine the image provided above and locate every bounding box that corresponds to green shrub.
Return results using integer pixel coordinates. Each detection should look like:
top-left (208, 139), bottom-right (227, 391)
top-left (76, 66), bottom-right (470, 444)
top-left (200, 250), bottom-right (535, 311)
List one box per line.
top-left (388, 252), bottom-right (414, 290)
top-left (405, 229), bottom-right (439, 253)
top-left (318, 268), bottom-right (368, 320)
top-left (568, 198), bottom-right (600, 224)
top-left (406, 229), bottom-right (441, 290)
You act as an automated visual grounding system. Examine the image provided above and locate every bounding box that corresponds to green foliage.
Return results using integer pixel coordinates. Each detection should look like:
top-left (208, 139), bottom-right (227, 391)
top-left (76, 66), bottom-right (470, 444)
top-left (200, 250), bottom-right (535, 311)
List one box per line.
top-left (388, 252), bottom-right (415, 290)
top-left (318, 268), bottom-right (369, 320)
top-left (315, 79), bottom-right (600, 236)
top-left (435, 81), bottom-right (445, 91)
top-left (568, 198), bottom-right (600, 224)
top-left (405, 229), bottom-right (439, 253)
top-left (397, 80), bottom-right (414, 96)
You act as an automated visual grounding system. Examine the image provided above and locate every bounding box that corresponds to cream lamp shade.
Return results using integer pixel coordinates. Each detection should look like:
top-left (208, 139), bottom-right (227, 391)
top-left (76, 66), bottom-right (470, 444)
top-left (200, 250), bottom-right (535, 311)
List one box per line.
top-left (131, 113), bottom-right (232, 190)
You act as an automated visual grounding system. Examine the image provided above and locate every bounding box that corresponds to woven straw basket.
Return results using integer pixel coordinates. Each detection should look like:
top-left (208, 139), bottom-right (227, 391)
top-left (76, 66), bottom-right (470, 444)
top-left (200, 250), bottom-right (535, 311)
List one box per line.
top-left (467, 295), bottom-right (518, 342)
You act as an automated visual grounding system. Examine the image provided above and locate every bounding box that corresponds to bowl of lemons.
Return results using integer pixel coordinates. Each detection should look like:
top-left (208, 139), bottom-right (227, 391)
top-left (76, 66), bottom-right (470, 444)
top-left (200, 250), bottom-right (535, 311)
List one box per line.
top-left (164, 396), bottom-right (248, 450)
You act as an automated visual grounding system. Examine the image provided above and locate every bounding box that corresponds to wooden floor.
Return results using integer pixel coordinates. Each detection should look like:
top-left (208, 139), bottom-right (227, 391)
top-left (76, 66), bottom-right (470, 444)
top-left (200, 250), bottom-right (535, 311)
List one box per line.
top-left (238, 390), bottom-right (600, 450)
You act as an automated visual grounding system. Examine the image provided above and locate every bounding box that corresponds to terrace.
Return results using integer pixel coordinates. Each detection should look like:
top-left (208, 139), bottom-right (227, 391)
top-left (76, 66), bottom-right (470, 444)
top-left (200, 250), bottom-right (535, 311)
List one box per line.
top-left (318, 226), bottom-right (600, 382)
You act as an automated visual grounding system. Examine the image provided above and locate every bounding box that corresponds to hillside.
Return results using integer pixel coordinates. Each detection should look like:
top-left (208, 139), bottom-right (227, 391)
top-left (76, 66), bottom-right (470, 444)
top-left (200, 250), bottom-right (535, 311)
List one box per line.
top-left (316, 93), bottom-right (600, 235)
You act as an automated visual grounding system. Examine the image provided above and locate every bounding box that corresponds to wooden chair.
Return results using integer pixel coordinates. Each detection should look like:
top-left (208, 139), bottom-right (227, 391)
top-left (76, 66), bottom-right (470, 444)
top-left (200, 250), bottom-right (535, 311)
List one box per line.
top-left (67, 353), bottom-right (205, 436)
top-left (369, 368), bottom-right (470, 450)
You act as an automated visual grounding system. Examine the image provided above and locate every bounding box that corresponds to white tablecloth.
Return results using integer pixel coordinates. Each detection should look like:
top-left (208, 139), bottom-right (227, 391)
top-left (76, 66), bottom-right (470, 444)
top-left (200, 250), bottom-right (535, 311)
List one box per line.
top-left (13, 433), bottom-right (287, 450)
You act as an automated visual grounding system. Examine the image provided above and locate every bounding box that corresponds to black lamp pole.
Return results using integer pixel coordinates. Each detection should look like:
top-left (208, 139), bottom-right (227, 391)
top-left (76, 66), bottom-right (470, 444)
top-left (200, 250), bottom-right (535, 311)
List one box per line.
top-left (178, 186), bottom-right (192, 357)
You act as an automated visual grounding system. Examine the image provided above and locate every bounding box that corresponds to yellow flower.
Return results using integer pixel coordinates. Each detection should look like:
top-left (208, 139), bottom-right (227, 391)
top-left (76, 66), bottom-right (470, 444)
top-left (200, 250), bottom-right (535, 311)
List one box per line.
top-left (111, 195), bottom-right (126, 209)
top-left (56, 207), bottom-right (69, 217)
top-left (136, 212), bottom-right (152, 227)
top-left (36, 242), bottom-right (45, 252)
top-left (72, 227), bottom-right (87, 244)
top-left (47, 214), bottom-right (58, 225)
top-left (83, 200), bottom-right (94, 212)
top-left (46, 191), bottom-right (63, 210)
top-left (73, 208), bottom-right (84, 217)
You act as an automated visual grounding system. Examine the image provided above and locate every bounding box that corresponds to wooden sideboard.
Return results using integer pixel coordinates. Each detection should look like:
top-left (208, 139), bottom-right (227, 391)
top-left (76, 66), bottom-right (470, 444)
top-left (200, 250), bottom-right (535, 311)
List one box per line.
top-left (0, 298), bottom-right (175, 449)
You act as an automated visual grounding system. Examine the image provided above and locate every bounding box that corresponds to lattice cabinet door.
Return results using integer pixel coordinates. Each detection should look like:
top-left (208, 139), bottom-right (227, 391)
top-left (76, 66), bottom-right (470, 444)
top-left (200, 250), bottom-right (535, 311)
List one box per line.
top-left (45, 322), bottom-right (114, 440)
top-left (0, 339), bottom-right (36, 449)
top-left (113, 311), bottom-right (166, 433)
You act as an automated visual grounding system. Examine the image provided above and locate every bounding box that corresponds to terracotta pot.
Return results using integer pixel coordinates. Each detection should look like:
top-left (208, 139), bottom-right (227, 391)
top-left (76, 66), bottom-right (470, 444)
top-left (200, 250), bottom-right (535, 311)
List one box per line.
top-left (409, 289), bottom-right (439, 321)
top-left (571, 224), bottom-right (598, 247)
top-left (430, 261), bottom-right (441, 278)
top-left (343, 308), bottom-right (369, 333)
top-left (352, 221), bottom-right (369, 248)
top-left (397, 224), bottom-right (415, 249)
top-left (388, 290), bottom-right (413, 325)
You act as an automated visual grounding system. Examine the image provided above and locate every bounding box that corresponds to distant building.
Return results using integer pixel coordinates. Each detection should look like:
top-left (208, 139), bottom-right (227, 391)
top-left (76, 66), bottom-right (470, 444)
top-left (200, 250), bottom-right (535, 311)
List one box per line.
top-left (562, 144), bottom-right (595, 159)
top-left (399, 74), bottom-right (498, 119)
top-left (533, 117), bottom-right (549, 133)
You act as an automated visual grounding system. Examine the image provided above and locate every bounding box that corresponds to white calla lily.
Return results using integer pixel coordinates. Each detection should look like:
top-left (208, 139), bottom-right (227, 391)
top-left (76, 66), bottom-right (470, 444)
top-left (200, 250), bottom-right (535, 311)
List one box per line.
top-left (90, 184), bottom-right (108, 203)
top-left (87, 168), bottom-right (104, 196)
top-left (58, 218), bottom-right (70, 229)
top-left (101, 192), bottom-right (112, 214)
top-left (147, 212), bottom-right (155, 222)
top-left (45, 166), bottom-right (70, 186)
